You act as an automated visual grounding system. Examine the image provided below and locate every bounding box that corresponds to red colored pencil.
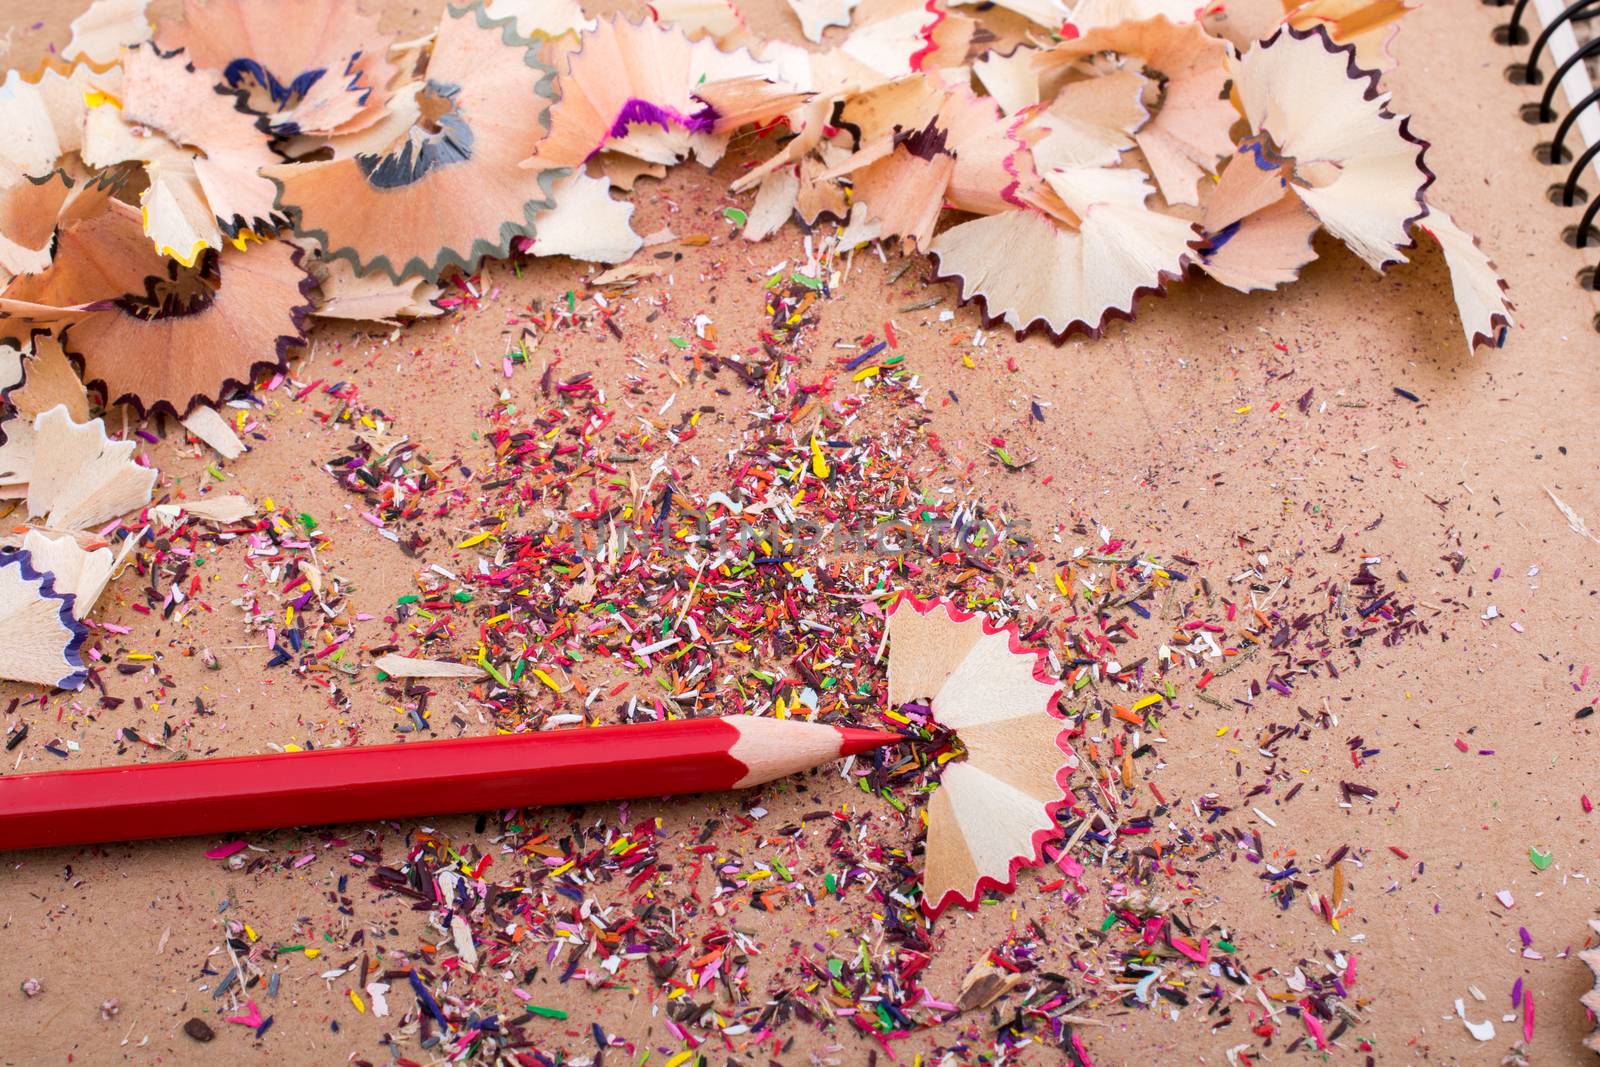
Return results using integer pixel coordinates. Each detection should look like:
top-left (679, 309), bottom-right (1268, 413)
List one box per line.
top-left (0, 715), bottom-right (899, 851)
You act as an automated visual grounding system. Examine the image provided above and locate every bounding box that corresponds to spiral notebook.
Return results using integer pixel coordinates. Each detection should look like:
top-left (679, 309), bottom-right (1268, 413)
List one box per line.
top-left (1491, 0), bottom-right (1600, 298)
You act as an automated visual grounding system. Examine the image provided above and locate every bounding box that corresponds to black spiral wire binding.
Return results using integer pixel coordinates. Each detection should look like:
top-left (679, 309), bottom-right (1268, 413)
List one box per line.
top-left (1562, 131), bottom-right (1600, 208)
top-left (1551, 83), bottom-right (1600, 171)
top-left (1575, 157), bottom-right (1600, 240)
top-left (1536, 37), bottom-right (1600, 115)
top-left (1523, 0), bottom-right (1600, 87)
top-left (1491, 0), bottom-right (1600, 294)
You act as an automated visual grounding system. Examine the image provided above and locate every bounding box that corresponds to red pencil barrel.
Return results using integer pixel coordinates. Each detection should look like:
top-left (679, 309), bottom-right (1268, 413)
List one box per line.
top-left (0, 718), bottom-right (748, 850)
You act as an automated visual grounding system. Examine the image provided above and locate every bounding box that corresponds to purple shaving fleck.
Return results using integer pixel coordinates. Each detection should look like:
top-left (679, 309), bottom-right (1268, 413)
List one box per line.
top-left (594, 98), bottom-right (718, 159)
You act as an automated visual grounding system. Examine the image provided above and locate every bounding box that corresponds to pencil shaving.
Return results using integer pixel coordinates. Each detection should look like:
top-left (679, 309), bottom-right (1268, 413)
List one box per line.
top-left (2, 199), bottom-right (313, 415)
top-left (786, 0), bottom-right (861, 40)
top-left (522, 16), bottom-right (791, 177)
top-left (1412, 205), bottom-right (1513, 354)
top-left (18, 527), bottom-right (139, 620)
top-left (887, 594), bottom-right (1075, 917)
top-left (484, 0), bottom-right (596, 39)
top-left (0, 549), bottom-right (88, 689)
top-left (1037, 16), bottom-right (1236, 206)
top-left (91, 44), bottom-right (286, 264)
top-left (929, 168), bottom-right (1198, 340)
top-left (2, 335), bottom-right (90, 425)
top-left (650, 0), bottom-right (749, 45)
top-left (374, 653), bottom-right (487, 679)
top-left (270, 2), bottom-right (561, 284)
top-left (1229, 25), bottom-right (1430, 273)
top-left (62, 0), bottom-right (151, 67)
top-left (7, 404), bottom-right (153, 531)
top-left (156, 0), bottom-right (398, 139)
top-left (309, 257), bottom-right (446, 324)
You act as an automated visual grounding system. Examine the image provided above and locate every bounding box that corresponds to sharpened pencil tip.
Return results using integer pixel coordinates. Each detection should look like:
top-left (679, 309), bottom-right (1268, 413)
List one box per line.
top-left (837, 728), bottom-right (903, 757)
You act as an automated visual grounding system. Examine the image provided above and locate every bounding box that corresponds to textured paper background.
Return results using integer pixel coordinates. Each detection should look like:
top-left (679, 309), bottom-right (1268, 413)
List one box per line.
top-left (2, 0), bottom-right (1599, 1062)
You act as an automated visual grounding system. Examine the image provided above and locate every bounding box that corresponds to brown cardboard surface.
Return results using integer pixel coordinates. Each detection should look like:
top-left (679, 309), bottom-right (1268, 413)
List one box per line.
top-left (2, 0), bottom-right (1600, 1063)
